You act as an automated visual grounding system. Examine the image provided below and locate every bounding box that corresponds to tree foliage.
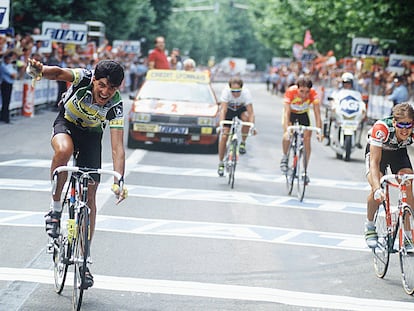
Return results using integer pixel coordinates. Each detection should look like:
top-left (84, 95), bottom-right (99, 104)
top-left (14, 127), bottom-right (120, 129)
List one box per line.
top-left (249, 0), bottom-right (414, 58)
top-left (11, 0), bottom-right (158, 43)
top-left (9, 0), bottom-right (414, 69)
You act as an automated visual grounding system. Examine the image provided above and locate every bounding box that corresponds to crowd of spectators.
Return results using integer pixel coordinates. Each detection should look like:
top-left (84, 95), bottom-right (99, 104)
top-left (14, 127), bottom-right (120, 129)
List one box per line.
top-left (0, 29), bottom-right (150, 93)
top-left (266, 51), bottom-right (414, 102)
top-left (2, 29), bottom-right (413, 106)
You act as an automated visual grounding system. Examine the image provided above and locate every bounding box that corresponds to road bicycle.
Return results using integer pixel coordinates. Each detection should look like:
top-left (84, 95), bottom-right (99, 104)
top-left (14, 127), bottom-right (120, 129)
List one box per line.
top-left (47, 164), bottom-right (123, 310)
top-left (285, 121), bottom-right (321, 202)
top-left (219, 116), bottom-right (255, 188)
top-left (372, 173), bottom-right (414, 295)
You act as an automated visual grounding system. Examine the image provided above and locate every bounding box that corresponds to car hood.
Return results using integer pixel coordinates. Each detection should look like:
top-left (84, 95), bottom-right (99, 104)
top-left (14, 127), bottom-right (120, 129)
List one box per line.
top-left (132, 99), bottom-right (218, 117)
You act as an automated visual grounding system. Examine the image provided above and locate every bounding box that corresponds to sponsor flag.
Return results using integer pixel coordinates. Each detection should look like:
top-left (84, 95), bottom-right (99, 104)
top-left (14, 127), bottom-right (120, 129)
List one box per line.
top-left (303, 29), bottom-right (314, 48)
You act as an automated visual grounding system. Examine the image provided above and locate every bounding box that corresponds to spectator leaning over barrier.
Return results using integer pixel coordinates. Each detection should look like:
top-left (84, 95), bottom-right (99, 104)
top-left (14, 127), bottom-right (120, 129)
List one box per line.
top-left (0, 51), bottom-right (18, 123)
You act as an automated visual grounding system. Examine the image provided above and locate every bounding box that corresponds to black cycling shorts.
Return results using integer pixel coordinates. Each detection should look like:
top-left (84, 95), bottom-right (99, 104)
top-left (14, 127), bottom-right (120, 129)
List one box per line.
top-left (53, 113), bottom-right (103, 182)
top-left (365, 143), bottom-right (412, 175)
top-left (290, 112), bottom-right (310, 126)
top-left (223, 106), bottom-right (247, 127)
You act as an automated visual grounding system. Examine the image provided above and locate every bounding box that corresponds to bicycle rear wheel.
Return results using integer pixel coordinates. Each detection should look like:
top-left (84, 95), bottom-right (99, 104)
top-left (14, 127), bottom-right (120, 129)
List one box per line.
top-left (285, 140), bottom-right (295, 195)
top-left (373, 203), bottom-right (391, 278)
top-left (296, 146), bottom-right (307, 202)
top-left (72, 207), bottom-right (90, 311)
top-left (228, 140), bottom-right (237, 188)
top-left (400, 206), bottom-right (414, 295)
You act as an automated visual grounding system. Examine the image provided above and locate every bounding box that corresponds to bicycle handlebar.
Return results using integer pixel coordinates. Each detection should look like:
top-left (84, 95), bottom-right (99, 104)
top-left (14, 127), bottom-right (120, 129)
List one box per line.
top-left (287, 125), bottom-right (321, 135)
top-left (219, 120), bottom-right (255, 128)
top-left (52, 166), bottom-right (124, 195)
top-left (219, 120), bottom-right (256, 136)
top-left (380, 174), bottom-right (414, 188)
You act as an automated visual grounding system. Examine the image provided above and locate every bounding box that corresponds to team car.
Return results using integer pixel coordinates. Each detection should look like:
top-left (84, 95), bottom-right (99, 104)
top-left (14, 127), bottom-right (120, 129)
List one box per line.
top-left (127, 70), bottom-right (220, 152)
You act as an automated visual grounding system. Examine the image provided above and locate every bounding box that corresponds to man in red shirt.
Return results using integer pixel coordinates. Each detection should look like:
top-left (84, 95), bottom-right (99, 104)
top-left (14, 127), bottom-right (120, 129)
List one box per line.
top-left (280, 77), bottom-right (322, 182)
top-left (148, 36), bottom-right (170, 70)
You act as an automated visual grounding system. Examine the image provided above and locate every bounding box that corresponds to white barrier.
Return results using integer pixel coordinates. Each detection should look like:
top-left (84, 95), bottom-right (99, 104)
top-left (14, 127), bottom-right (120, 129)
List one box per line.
top-left (5, 79), bottom-right (58, 116)
top-left (367, 95), bottom-right (393, 120)
top-left (10, 80), bottom-right (25, 110)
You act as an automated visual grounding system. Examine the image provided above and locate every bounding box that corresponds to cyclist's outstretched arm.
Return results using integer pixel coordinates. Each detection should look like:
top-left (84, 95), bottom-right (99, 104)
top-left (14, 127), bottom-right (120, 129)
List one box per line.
top-left (27, 58), bottom-right (73, 82)
top-left (110, 127), bottom-right (127, 204)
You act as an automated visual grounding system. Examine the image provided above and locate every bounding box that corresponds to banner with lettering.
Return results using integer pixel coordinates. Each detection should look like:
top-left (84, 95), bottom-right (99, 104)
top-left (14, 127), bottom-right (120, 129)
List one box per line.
top-left (42, 21), bottom-right (88, 45)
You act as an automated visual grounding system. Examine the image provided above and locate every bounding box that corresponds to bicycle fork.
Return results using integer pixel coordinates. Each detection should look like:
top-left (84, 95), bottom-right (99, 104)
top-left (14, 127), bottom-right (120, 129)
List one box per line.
top-left (228, 137), bottom-right (239, 162)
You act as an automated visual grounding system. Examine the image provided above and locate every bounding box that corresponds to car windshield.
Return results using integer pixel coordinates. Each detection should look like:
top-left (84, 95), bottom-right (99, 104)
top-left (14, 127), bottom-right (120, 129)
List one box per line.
top-left (138, 81), bottom-right (215, 103)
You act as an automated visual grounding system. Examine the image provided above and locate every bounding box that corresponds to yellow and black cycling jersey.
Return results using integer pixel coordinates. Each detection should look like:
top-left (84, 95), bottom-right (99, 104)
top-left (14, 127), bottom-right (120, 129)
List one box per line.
top-left (59, 68), bottom-right (124, 132)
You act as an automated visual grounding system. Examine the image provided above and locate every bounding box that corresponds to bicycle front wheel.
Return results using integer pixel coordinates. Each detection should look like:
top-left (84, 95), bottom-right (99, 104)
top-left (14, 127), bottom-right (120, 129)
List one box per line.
top-left (228, 140), bottom-right (238, 188)
top-left (296, 146), bottom-right (307, 202)
top-left (400, 206), bottom-right (414, 295)
top-left (285, 140), bottom-right (295, 195)
top-left (373, 203), bottom-right (391, 278)
top-left (54, 188), bottom-right (72, 294)
top-left (72, 207), bottom-right (90, 311)
top-left (53, 233), bottom-right (70, 294)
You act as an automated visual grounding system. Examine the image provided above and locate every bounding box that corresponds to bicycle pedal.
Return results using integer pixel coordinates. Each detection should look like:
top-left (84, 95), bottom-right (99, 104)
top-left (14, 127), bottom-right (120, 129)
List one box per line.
top-left (46, 243), bottom-right (54, 254)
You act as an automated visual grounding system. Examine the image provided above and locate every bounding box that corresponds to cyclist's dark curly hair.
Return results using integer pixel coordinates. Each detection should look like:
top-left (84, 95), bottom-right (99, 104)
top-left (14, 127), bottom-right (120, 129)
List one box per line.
top-left (94, 60), bottom-right (124, 87)
top-left (296, 76), bottom-right (313, 89)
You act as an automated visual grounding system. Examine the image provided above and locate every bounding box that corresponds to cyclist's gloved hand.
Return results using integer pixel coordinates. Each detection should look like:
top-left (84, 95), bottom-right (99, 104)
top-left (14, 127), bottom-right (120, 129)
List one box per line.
top-left (26, 58), bottom-right (43, 86)
top-left (316, 129), bottom-right (323, 142)
top-left (111, 181), bottom-right (128, 204)
top-left (373, 188), bottom-right (385, 202)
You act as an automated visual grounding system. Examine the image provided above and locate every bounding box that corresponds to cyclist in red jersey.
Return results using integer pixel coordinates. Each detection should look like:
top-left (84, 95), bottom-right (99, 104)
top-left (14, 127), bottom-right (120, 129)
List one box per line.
top-left (280, 77), bottom-right (322, 183)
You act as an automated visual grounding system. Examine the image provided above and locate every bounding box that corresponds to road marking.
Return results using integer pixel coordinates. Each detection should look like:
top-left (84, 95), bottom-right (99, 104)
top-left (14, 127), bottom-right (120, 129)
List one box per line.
top-left (0, 178), bottom-right (367, 215)
top-left (0, 158), bottom-right (369, 191)
top-left (0, 267), bottom-right (413, 311)
top-left (0, 210), bottom-right (367, 252)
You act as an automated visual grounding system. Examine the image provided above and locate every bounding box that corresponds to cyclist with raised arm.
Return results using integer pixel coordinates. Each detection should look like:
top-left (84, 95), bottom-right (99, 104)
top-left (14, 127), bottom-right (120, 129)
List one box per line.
top-left (26, 58), bottom-right (128, 287)
top-left (280, 76), bottom-right (322, 183)
top-left (364, 102), bottom-right (414, 248)
top-left (217, 77), bottom-right (255, 176)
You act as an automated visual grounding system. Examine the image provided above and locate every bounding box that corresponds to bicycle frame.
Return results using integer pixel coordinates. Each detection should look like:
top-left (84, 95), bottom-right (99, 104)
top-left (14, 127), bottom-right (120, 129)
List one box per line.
top-left (285, 122), bottom-right (321, 201)
top-left (219, 116), bottom-right (254, 188)
top-left (373, 173), bottom-right (414, 295)
top-left (50, 165), bottom-right (123, 310)
top-left (380, 174), bottom-right (414, 250)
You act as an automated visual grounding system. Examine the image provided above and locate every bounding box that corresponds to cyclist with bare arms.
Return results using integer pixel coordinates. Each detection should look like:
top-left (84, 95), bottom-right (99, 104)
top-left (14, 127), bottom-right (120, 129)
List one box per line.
top-left (26, 58), bottom-right (128, 287)
top-left (280, 77), bottom-right (322, 183)
top-left (217, 77), bottom-right (255, 176)
top-left (365, 103), bottom-right (414, 248)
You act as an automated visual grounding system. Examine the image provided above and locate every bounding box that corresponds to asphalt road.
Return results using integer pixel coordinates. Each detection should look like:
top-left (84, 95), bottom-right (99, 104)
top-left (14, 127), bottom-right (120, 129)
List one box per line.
top-left (1, 83), bottom-right (414, 310)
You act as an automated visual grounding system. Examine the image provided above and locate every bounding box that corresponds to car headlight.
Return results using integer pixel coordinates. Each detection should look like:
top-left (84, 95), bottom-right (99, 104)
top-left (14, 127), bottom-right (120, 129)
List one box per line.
top-left (198, 117), bottom-right (215, 126)
top-left (132, 113), bottom-right (151, 123)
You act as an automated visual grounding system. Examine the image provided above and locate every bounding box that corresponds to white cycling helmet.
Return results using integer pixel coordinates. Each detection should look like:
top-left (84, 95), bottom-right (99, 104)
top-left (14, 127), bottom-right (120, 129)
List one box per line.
top-left (341, 72), bottom-right (354, 83)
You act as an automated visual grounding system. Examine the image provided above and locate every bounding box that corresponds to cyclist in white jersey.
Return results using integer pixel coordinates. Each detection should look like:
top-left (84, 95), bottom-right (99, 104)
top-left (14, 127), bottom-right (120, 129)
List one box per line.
top-left (217, 77), bottom-right (255, 176)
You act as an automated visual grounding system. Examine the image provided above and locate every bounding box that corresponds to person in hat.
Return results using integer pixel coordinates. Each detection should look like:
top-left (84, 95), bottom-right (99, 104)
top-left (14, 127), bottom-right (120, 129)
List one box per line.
top-left (388, 75), bottom-right (409, 115)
